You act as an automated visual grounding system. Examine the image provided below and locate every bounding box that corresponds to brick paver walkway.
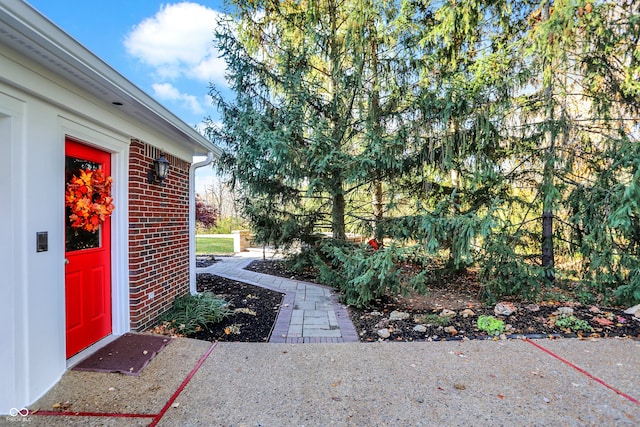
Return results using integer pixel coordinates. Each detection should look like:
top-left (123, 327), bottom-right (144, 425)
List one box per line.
top-left (197, 252), bottom-right (359, 343)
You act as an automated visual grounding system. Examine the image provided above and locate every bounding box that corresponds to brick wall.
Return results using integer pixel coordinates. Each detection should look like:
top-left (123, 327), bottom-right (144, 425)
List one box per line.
top-left (128, 139), bottom-right (192, 330)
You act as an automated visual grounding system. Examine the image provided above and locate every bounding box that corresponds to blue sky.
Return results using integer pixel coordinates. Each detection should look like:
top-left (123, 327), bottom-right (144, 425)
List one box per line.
top-left (26, 0), bottom-right (231, 127)
top-left (26, 0), bottom-right (233, 192)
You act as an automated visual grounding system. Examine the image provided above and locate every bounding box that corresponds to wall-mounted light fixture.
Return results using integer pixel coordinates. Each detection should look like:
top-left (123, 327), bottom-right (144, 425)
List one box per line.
top-left (148, 153), bottom-right (170, 185)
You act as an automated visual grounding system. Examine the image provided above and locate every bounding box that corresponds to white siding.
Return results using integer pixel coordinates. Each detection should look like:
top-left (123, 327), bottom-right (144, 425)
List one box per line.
top-left (0, 42), bottom-right (193, 413)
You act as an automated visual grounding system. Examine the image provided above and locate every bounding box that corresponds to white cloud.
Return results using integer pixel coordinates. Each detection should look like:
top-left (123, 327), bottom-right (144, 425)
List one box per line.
top-left (192, 54), bottom-right (227, 85)
top-left (152, 82), bottom-right (205, 114)
top-left (124, 2), bottom-right (228, 86)
top-left (203, 93), bottom-right (214, 108)
top-left (152, 82), bottom-right (181, 98)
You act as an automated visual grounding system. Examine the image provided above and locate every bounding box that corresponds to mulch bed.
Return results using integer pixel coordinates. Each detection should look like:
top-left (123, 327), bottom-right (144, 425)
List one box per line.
top-left (185, 258), bottom-right (640, 343)
top-left (190, 273), bottom-right (284, 342)
top-left (348, 298), bottom-right (640, 342)
top-left (195, 255), bottom-right (219, 268)
top-left (243, 259), bottom-right (640, 342)
top-left (244, 259), bottom-right (320, 283)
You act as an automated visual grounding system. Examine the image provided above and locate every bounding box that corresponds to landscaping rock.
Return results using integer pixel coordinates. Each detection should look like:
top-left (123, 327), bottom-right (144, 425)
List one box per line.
top-left (555, 307), bottom-right (574, 316)
top-left (525, 304), bottom-right (540, 312)
top-left (460, 309), bottom-right (475, 318)
top-left (444, 326), bottom-right (458, 335)
top-left (594, 317), bottom-right (614, 326)
top-left (624, 304), bottom-right (640, 317)
top-left (375, 318), bottom-right (390, 329)
top-left (389, 310), bottom-right (410, 321)
top-left (440, 309), bottom-right (457, 318)
top-left (589, 306), bottom-right (601, 314)
top-left (413, 325), bottom-right (427, 333)
top-left (494, 302), bottom-right (517, 316)
top-left (377, 329), bottom-right (391, 339)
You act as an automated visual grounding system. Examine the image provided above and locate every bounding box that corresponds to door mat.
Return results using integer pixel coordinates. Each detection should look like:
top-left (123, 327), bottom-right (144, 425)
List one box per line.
top-left (72, 333), bottom-right (172, 376)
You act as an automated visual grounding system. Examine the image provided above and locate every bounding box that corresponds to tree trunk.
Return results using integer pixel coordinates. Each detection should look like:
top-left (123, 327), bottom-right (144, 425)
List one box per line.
top-left (448, 114), bottom-right (462, 268)
top-left (369, 30), bottom-right (384, 243)
top-left (541, 1), bottom-right (555, 282)
top-left (542, 211), bottom-right (554, 270)
top-left (332, 190), bottom-right (346, 240)
top-left (372, 179), bottom-right (384, 241)
top-left (449, 168), bottom-right (461, 267)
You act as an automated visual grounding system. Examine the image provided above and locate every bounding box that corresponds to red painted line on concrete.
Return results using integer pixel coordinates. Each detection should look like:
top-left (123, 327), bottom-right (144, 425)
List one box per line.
top-left (149, 340), bottom-right (219, 426)
top-left (28, 340), bottom-right (220, 424)
top-left (29, 410), bottom-right (155, 418)
top-left (525, 338), bottom-right (639, 405)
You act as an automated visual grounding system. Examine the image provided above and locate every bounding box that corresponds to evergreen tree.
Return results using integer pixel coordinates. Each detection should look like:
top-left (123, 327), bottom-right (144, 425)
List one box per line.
top-left (209, 0), bottom-right (411, 246)
top-left (206, 0), bottom-right (640, 306)
top-left (389, 0), bottom-right (536, 265)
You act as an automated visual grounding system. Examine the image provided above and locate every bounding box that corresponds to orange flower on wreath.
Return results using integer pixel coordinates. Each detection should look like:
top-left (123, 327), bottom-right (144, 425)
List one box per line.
top-left (65, 168), bottom-right (115, 232)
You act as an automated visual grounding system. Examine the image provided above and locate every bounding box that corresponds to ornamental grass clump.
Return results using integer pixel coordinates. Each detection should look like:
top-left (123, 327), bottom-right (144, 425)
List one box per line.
top-left (160, 292), bottom-right (230, 335)
top-left (477, 315), bottom-right (505, 336)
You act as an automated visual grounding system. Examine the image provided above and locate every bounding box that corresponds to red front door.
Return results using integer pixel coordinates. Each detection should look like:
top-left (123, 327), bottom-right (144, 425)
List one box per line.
top-left (65, 139), bottom-right (112, 358)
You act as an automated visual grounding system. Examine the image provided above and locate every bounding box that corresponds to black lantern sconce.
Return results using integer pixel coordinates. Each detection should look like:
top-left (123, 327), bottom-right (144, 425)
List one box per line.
top-left (148, 153), bottom-right (170, 185)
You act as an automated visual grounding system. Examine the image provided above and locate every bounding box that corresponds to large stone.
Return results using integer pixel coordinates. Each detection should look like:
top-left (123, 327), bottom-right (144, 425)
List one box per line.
top-left (624, 304), bottom-right (640, 317)
top-left (389, 310), bottom-right (410, 321)
top-left (460, 309), bottom-right (475, 318)
top-left (377, 328), bottom-right (391, 339)
top-left (439, 309), bottom-right (457, 318)
top-left (494, 302), bottom-right (517, 316)
top-left (444, 326), bottom-right (458, 335)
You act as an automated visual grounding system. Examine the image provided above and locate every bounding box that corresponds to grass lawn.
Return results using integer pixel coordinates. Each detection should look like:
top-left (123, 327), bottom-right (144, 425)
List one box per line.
top-left (196, 237), bottom-right (234, 254)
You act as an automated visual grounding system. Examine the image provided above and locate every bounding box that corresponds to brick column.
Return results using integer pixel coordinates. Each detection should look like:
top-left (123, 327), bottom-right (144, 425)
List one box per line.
top-left (128, 140), bottom-right (191, 330)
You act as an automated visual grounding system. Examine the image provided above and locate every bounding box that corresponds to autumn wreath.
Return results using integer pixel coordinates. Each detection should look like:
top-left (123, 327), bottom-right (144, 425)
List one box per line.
top-left (65, 168), bottom-right (115, 232)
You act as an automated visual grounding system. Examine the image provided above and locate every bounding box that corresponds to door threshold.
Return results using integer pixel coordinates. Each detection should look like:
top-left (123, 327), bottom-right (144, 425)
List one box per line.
top-left (66, 334), bottom-right (119, 369)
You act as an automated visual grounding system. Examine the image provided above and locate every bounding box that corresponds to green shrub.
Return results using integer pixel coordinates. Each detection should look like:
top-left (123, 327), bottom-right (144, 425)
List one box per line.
top-left (414, 313), bottom-right (450, 326)
top-left (160, 292), bottom-right (230, 335)
top-left (212, 217), bottom-right (249, 234)
top-left (479, 234), bottom-right (544, 303)
top-left (614, 268), bottom-right (640, 306)
top-left (566, 167), bottom-right (640, 307)
top-left (284, 246), bottom-right (319, 275)
top-left (303, 239), bottom-right (428, 309)
top-left (477, 315), bottom-right (505, 336)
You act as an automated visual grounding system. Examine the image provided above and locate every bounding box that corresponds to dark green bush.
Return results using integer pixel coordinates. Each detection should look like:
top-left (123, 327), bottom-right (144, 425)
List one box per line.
top-left (479, 234), bottom-right (544, 303)
top-left (615, 268), bottom-right (640, 305)
top-left (298, 239), bottom-right (428, 308)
